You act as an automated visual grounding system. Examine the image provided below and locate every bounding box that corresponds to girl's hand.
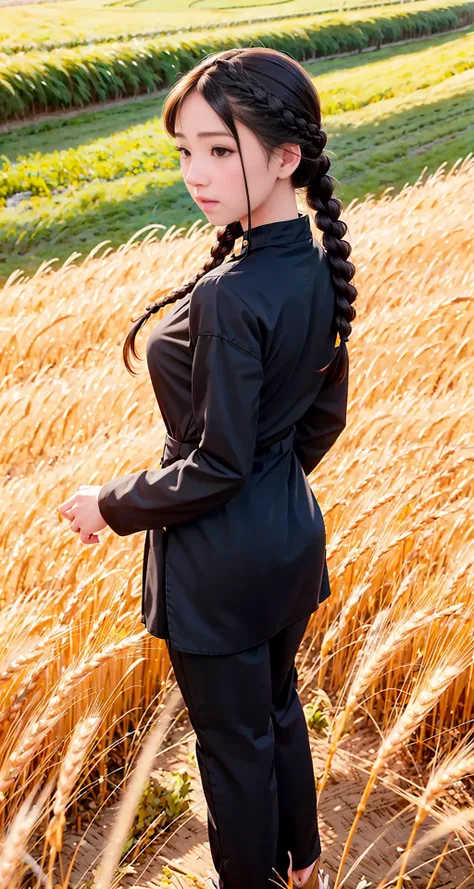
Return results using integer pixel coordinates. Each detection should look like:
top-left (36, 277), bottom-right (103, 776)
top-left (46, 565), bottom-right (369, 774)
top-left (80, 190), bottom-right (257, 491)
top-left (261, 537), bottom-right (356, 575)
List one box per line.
top-left (58, 485), bottom-right (108, 545)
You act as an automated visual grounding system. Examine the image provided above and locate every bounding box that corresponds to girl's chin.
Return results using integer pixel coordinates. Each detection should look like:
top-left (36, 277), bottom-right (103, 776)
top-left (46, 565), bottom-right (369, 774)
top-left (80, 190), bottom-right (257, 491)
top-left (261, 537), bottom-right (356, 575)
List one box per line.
top-left (199, 203), bottom-right (222, 215)
top-left (201, 209), bottom-right (234, 226)
top-left (196, 203), bottom-right (238, 227)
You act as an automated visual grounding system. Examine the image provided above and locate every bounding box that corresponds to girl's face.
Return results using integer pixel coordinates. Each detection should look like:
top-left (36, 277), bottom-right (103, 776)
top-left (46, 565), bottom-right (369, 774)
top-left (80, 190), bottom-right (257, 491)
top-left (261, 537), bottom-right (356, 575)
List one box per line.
top-left (174, 89), bottom-right (301, 232)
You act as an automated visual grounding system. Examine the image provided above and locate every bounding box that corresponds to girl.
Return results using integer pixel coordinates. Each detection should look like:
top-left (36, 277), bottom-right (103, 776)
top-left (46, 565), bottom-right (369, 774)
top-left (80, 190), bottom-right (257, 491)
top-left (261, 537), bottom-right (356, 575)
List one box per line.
top-left (59, 46), bottom-right (356, 889)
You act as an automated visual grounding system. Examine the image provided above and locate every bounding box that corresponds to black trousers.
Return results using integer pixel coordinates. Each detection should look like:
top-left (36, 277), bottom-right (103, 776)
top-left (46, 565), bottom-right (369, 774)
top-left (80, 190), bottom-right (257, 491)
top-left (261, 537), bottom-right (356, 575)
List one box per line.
top-left (165, 614), bottom-right (322, 889)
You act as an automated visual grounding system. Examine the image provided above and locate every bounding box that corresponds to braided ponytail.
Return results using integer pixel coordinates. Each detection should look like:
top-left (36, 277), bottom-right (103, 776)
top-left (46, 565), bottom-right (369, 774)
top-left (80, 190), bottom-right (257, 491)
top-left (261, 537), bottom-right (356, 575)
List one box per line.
top-left (304, 130), bottom-right (357, 386)
top-left (123, 46), bottom-right (357, 385)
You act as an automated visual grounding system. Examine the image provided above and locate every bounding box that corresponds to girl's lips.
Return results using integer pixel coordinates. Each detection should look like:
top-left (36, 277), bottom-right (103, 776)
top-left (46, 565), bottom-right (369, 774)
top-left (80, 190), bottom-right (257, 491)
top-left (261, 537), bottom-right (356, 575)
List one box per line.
top-left (197, 199), bottom-right (219, 206)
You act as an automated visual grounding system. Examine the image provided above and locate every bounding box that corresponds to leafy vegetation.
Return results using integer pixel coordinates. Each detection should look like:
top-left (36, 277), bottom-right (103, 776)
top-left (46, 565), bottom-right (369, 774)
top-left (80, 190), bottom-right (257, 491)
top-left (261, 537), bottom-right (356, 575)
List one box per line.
top-left (121, 770), bottom-right (192, 860)
top-left (1, 0), bottom-right (473, 122)
top-left (1, 26), bottom-right (473, 208)
top-left (0, 26), bottom-right (471, 282)
top-left (0, 0), bottom-right (449, 54)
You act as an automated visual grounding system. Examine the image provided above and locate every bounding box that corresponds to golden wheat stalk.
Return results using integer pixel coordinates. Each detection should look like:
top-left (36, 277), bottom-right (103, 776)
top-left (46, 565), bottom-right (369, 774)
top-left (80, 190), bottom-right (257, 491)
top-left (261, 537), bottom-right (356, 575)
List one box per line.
top-left (330, 446), bottom-right (457, 550)
top-left (334, 499), bottom-right (467, 587)
top-left (322, 439), bottom-right (433, 522)
top-left (45, 713), bottom-right (102, 889)
top-left (0, 631), bottom-right (146, 800)
top-left (0, 652), bottom-right (58, 728)
top-left (0, 778), bottom-right (54, 889)
top-left (373, 798), bottom-right (474, 888)
top-left (391, 740), bottom-right (474, 889)
top-left (318, 602), bottom-right (462, 796)
top-left (92, 684), bottom-right (182, 889)
top-left (319, 557), bottom-right (421, 666)
top-left (0, 623), bottom-right (70, 686)
top-left (0, 154), bottom-right (472, 871)
top-left (332, 634), bottom-right (474, 889)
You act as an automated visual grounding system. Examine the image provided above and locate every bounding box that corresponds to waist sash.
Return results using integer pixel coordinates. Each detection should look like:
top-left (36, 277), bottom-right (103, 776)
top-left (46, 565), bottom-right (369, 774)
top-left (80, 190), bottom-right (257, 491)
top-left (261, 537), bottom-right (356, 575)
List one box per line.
top-left (161, 424), bottom-right (296, 466)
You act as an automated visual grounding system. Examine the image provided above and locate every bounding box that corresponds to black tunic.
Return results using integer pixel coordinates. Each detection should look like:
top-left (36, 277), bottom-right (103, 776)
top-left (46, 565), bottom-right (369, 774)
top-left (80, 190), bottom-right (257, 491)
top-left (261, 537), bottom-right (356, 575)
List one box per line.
top-left (97, 213), bottom-right (349, 655)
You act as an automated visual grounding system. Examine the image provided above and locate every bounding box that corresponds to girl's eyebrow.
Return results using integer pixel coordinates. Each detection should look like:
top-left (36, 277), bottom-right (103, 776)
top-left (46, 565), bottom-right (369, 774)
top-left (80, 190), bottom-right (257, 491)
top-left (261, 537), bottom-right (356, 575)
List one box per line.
top-left (175, 130), bottom-right (233, 139)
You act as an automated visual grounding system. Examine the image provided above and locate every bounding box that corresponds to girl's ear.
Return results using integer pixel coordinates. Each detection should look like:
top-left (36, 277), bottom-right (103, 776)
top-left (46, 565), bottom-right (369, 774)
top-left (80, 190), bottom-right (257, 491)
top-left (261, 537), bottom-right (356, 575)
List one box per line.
top-left (277, 143), bottom-right (302, 179)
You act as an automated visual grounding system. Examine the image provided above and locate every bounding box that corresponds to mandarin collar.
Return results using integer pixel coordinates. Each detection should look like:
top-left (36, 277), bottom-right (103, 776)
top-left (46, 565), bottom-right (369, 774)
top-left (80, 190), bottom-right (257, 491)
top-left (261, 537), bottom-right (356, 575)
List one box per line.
top-left (230, 212), bottom-right (312, 259)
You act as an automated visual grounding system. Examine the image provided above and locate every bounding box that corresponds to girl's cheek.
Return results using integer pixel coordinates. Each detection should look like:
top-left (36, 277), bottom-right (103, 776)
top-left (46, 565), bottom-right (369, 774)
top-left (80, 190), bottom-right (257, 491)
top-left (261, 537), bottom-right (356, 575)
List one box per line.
top-left (226, 159), bottom-right (244, 185)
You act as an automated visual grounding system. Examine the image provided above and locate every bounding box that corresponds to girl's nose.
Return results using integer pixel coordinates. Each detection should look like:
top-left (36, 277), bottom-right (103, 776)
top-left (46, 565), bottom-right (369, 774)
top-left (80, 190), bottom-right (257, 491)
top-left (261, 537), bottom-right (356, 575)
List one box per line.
top-left (185, 161), bottom-right (211, 188)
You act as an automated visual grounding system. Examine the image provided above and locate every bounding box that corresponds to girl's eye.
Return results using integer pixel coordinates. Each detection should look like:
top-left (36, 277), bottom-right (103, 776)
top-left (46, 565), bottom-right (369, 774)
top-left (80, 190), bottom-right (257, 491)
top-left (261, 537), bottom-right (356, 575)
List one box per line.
top-left (212, 147), bottom-right (232, 158)
top-left (175, 146), bottom-right (232, 158)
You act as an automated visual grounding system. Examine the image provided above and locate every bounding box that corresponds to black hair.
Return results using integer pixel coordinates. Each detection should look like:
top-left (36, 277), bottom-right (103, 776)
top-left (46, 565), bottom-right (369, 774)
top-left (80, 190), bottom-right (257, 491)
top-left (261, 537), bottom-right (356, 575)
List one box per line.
top-left (123, 47), bottom-right (357, 385)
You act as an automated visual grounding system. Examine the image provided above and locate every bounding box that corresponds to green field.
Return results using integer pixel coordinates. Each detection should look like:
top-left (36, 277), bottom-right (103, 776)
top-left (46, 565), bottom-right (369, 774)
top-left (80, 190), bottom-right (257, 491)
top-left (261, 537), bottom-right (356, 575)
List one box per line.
top-left (0, 0), bottom-right (437, 52)
top-left (1, 23), bottom-right (472, 283)
top-left (3, 0), bottom-right (468, 123)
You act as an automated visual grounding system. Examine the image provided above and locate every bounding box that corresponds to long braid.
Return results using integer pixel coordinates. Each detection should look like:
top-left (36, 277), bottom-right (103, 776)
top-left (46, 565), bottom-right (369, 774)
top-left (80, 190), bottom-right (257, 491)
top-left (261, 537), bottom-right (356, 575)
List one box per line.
top-left (210, 54), bottom-right (357, 385)
top-left (123, 219), bottom-right (241, 373)
top-left (305, 132), bottom-right (356, 343)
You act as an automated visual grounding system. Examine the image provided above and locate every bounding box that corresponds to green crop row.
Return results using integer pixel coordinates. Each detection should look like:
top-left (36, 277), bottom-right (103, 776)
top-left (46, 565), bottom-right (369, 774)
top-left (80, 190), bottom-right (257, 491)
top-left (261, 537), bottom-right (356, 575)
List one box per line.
top-left (1, 78), bottom-right (471, 283)
top-left (0, 121), bottom-right (176, 206)
top-left (2, 25), bottom-right (474, 206)
top-left (1, 1), bottom-right (473, 123)
top-left (0, 0), bottom-right (429, 54)
top-left (0, 24), bottom-right (472, 284)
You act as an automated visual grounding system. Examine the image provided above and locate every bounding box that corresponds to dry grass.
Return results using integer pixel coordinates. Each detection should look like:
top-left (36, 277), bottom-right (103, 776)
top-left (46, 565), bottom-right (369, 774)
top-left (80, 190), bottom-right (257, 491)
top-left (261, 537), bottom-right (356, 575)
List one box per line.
top-left (0, 153), bottom-right (473, 887)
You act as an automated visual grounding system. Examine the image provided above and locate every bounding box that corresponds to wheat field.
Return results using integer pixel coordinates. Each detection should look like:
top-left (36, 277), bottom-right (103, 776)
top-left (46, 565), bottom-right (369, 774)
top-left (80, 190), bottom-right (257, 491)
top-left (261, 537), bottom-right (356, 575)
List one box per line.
top-left (0, 154), bottom-right (473, 887)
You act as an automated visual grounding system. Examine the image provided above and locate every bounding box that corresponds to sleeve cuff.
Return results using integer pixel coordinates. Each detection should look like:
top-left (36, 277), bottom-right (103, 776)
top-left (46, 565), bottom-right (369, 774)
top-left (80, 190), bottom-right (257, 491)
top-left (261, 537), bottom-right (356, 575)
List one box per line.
top-left (98, 476), bottom-right (136, 537)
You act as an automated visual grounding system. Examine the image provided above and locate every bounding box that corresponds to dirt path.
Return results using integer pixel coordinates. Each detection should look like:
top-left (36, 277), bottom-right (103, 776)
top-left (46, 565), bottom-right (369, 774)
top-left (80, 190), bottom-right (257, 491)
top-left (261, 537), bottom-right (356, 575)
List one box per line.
top-left (57, 637), bottom-right (473, 889)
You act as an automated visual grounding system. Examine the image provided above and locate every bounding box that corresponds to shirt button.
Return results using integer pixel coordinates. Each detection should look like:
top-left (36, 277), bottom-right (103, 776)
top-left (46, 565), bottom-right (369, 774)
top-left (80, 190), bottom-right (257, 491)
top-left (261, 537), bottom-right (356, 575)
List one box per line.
top-left (242, 239), bottom-right (248, 246)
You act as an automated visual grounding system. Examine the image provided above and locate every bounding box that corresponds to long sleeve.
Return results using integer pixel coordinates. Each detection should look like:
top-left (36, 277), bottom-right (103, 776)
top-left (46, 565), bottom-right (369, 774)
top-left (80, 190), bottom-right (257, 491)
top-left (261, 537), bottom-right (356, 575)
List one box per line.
top-left (97, 274), bottom-right (264, 536)
top-left (293, 361), bottom-right (349, 477)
